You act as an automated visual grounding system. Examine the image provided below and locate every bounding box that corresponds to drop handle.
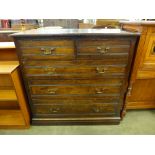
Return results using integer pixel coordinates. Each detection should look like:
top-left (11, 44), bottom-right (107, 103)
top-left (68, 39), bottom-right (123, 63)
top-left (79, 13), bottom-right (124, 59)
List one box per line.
top-left (96, 47), bottom-right (102, 50)
top-left (96, 46), bottom-right (110, 54)
top-left (47, 88), bottom-right (57, 94)
top-left (44, 67), bottom-right (56, 74)
top-left (96, 67), bottom-right (107, 74)
top-left (41, 47), bottom-right (56, 55)
top-left (92, 107), bottom-right (100, 113)
top-left (95, 88), bottom-right (106, 94)
top-left (49, 107), bottom-right (60, 113)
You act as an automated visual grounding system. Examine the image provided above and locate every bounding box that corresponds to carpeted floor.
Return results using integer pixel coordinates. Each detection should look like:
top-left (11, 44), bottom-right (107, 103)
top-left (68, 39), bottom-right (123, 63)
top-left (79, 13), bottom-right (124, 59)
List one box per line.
top-left (0, 110), bottom-right (155, 135)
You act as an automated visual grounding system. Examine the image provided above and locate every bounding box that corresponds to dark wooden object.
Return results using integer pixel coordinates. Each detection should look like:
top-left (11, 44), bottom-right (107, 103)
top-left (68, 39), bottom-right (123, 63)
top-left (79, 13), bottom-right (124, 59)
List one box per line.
top-left (11, 28), bottom-right (139, 125)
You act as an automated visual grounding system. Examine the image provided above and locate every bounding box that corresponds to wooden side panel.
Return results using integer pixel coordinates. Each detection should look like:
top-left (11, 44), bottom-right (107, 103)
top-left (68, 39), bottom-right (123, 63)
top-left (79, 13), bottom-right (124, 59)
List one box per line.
top-left (0, 110), bottom-right (27, 129)
top-left (126, 79), bottom-right (155, 109)
top-left (0, 48), bottom-right (18, 61)
top-left (0, 74), bottom-right (13, 88)
top-left (137, 35), bottom-right (155, 74)
top-left (0, 101), bottom-right (19, 109)
top-left (0, 33), bottom-right (13, 42)
top-left (11, 67), bottom-right (30, 127)
top-left (122, 24), bottom-right (155, 111)
top-left (128, 34), bottom-right (146, 82)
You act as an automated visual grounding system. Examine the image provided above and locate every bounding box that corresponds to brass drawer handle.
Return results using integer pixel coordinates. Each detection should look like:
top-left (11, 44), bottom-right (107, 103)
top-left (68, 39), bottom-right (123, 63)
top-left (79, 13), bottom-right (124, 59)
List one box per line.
top-left (92, 107), bottom-right (100, 113)
top-left (95, 88), bottom-right (106, 94)
top-left (96, 46), bottom-right (102, 50)
top-left (47, 88), bottom-right (57, 94)
top-left (96, 67), bottom-right (107, 74)
top-left (44, 67), bottom-right (56, 74)
top-left (49, 107), bottom-right (60, 113)
top-left (41, 47), bottom-right (56, 55)
top-left (97, 46), bottom-right (110, 54)
top-left (39, 88), bottom-right (57, 94)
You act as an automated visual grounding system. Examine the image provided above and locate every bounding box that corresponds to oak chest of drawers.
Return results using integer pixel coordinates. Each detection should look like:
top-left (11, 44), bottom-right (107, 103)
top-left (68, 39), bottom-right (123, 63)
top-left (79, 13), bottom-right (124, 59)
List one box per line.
top-left (11, 29), bottom-right (139, 125)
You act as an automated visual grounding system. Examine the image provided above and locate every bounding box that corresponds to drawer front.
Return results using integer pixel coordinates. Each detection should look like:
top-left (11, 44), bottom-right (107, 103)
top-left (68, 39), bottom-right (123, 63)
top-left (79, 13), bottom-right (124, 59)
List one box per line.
top-left (20, 47), bottom-right (75, 60)
top-left (31, 103), bottom-right (118, 116)
top-left (18, 39), bottom-right (74, 60)
top-left (24, 64), bottom-right (126, 79)
top-left (30, 85), bottom-right (121, 96)
top-left (76, 39), bottom-right (130, 59)
top-left (29, 79), bottom-right (122, 97)
top-left (18, 39), bottom-right (74, 47)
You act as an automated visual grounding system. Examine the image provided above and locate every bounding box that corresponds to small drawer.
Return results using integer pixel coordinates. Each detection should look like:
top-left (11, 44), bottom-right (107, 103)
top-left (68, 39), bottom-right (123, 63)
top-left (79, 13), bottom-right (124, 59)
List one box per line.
top-left (20, 47), bottom-right (75, 60)
top-left (77, 46), bottom-right (129, 55)
top-left (76, 39), bottom-right (130, 59)
top-left (31, 103), bottom-right (118, 116)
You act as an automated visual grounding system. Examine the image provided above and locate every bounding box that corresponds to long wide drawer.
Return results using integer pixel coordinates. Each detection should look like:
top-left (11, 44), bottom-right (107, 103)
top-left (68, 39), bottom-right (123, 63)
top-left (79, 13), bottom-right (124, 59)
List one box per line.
top-left (24, 64), bottom-right (126, 79)
top-left (29, 79), bottom-right (122, 96)
top-left (31, 103), bottom-right (118, 117)
top-left (30, 85), bottom-right (121, 96)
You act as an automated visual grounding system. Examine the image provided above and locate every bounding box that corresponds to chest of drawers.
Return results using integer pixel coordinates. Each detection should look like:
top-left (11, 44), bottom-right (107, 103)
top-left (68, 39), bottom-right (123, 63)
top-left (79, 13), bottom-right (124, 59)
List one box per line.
top-left (12, 29), bottom-right (139, 125)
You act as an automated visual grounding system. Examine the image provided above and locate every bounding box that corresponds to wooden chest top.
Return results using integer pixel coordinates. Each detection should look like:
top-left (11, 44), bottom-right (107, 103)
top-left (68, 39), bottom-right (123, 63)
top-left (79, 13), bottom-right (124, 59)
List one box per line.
top-left (11, 28), bottom-right (140, 37)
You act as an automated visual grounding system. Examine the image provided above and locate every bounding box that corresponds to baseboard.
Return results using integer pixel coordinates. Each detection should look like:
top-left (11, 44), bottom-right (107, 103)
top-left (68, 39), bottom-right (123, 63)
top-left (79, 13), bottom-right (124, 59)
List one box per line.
top-left (32, 117), bottom-right (121, 125)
